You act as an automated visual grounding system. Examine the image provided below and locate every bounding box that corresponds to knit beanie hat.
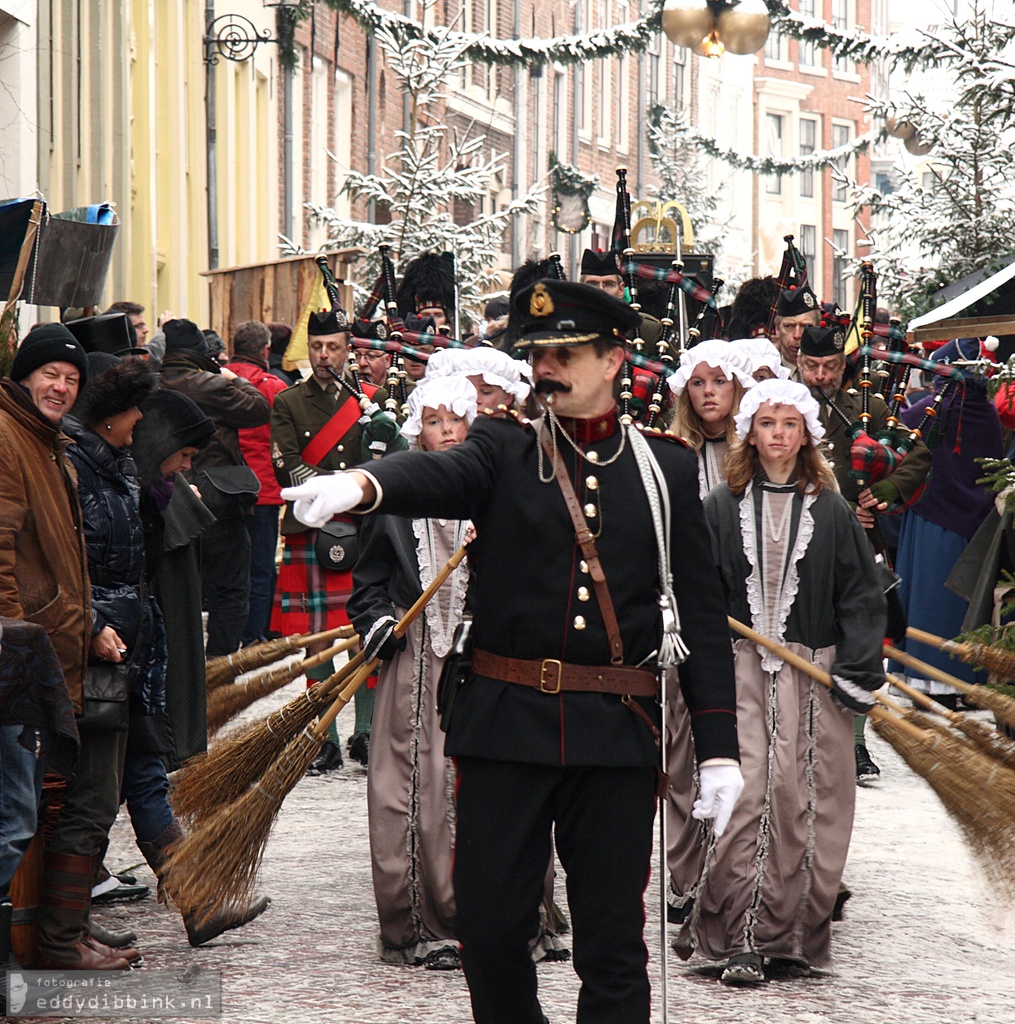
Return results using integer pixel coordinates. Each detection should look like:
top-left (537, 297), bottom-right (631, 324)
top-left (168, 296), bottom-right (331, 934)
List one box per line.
top-left (10, 324), bottom-right (89, 384)
top-left (131, 389), bottom-right (215, 486)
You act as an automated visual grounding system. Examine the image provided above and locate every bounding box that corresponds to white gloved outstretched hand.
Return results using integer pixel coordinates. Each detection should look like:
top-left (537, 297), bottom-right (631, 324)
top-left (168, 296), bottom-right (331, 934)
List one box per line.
top-left (691, 764), bottom-right (744, 838)
top-left (280, 475), bottom-right (365, 529)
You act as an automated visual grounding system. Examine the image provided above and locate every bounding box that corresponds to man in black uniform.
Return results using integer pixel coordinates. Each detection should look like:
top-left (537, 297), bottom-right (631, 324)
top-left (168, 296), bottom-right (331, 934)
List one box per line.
top-left (282, 280), bottom-right (742, 1024)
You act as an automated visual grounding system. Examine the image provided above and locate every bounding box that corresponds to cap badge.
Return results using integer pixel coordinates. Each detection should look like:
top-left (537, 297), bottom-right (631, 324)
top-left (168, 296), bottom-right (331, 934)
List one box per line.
top-left (530, 283), bottom-right (554, 318)
top-left (803, 291), bottom-right (816, 309)
top-left (833, 330), bottom-right (845, 351)
top-left (376, 322), bottom-right (388, 339)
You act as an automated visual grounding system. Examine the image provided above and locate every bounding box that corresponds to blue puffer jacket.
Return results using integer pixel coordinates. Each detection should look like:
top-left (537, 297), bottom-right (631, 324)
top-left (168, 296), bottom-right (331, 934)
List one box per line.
top-left (64, 417), bottom-right (166, 715)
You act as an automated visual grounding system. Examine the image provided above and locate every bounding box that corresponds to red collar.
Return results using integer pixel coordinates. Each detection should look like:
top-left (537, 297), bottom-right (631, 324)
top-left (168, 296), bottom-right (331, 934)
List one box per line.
top-left (556, 407), bottom-right (618, 443)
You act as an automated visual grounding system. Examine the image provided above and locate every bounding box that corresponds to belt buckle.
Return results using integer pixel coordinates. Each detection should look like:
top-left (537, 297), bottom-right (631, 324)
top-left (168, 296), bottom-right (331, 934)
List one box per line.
top-left (540, 659), bottom-right (563, 694)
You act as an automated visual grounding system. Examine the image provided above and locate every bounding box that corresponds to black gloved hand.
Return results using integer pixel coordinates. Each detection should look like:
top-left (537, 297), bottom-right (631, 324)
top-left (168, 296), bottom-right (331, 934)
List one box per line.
top-left (830, 673), bottom-right (877, 716)
top-left (363, 615), bottom-right (407, 662)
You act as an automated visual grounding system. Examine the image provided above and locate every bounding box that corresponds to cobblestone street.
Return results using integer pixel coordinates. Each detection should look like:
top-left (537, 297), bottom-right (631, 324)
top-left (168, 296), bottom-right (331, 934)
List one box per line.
top-left (34, 678), bottom-right (1015, 1024)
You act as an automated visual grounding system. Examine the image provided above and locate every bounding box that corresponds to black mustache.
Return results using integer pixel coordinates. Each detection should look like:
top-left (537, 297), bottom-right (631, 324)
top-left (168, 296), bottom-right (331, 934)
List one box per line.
top-left (534, 379), bottom-right (572, 396)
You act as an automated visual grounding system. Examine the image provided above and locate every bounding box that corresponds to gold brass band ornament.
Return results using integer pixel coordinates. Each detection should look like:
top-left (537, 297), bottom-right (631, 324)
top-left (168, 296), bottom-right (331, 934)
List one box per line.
top-left (662, 0), bottom-right (771, 58)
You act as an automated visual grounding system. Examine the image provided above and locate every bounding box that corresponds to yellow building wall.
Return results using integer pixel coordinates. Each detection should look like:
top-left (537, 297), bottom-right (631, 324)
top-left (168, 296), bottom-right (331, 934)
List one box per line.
top-left (36, 0), bottom-right (280, 331)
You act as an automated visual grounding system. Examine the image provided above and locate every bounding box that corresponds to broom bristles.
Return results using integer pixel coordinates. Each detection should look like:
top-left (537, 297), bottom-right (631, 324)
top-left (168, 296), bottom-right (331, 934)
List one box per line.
top-left (958, 641), bottom-right (1015, 684)
top-left (872, 714), bottom-right (1015, 899)
top-left (206, 666), bottom-right (300, 736)
top-left (172, 652), bottom-right (367, 823)
top-left (163, 730), bottom-right (323, 925)
top-left (171, 690), bottom-right (320, 823)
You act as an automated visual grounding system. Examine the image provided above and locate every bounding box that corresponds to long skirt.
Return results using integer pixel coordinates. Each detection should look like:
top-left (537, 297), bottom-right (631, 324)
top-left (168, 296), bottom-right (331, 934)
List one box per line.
top-left (665, 688), bottom-right (706, 916)
top-left (367, 607), bottom-right (457, 963)
top-left (893, 512), bottom-right (978, 692)
top-left (679, 640), bottom-right (855, 967)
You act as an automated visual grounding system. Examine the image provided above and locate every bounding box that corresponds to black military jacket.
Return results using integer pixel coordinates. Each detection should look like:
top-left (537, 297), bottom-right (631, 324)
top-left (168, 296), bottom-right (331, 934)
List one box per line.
top-left (362, 410), bottom-right (739, 770)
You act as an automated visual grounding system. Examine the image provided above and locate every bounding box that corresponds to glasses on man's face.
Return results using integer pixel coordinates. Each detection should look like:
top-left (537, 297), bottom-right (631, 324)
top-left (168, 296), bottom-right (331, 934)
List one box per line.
top-left (357, 350), bottom-right (388, 361)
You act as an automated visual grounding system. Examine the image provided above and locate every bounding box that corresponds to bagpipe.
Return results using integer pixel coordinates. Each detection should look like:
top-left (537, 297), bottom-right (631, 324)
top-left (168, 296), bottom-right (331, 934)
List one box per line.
top-left (818, 262), bottom-right (967, 492)
top-left (766, 234), bottom-right (810, 339)
top-left (313, 254), bottom-right (407, 459)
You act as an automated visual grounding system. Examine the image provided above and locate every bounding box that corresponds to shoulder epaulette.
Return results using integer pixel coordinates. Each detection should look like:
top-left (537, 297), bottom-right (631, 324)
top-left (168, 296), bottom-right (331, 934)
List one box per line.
top-left (479, 405), bottom-right (535, 431)
top-left (637, 423), bottom-right (690, 449)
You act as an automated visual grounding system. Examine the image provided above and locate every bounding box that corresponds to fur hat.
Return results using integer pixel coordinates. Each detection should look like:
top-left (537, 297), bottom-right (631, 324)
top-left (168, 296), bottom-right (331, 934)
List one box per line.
top-left (396, 252), bottom-right (456, 319)
top-left (131, 389), bottom-right (215, 486)
top-left (10, 324), bottom-right (89, 384)
top-left (71, 356), bottom-right (158, 426)
top-left (726, 276), bottom-right (775, 340)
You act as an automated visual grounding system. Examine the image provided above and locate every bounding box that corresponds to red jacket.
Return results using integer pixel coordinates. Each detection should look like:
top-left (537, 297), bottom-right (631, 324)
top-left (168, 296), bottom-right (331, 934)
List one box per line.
top-left (228, 357), bottom-right (290, 504)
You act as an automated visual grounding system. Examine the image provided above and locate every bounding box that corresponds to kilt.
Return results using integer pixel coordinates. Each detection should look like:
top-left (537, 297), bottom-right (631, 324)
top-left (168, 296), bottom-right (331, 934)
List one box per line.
top-left (270, 530), bottom-right (354, 636)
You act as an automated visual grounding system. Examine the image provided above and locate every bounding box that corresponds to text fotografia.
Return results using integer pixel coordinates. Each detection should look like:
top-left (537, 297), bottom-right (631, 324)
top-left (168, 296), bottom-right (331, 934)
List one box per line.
top-left (6, 969), bottom-right (222, 1018)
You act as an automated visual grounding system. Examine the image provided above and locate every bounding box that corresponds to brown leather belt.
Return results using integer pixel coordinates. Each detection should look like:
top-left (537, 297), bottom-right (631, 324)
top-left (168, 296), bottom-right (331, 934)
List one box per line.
top-left (472, 648), bottom-right (658, 697)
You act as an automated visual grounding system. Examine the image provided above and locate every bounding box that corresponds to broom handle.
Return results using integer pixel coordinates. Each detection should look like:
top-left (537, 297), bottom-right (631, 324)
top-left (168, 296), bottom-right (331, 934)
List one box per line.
top-left (905, 626), bottom-right (961, 654)
top-left (311, 545), bottom-right (469, 736)
top-left (294, 624), bottom-right (357, 647)
top-left (728, 617), bottom-right (926, 741)
top-left (300, 636), bottom-right (360, 673)
top-left (885, 671), bottom-right (962, 723)
top-left (884, 643), bottom-right (981, 697)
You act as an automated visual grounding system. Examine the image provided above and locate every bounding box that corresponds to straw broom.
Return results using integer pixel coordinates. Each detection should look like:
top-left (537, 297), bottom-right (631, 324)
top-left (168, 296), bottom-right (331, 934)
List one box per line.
top-left (164, 545), bottom-right (469, 922)
top-left (730, 617), bottom-right (1015, 898)
top-left (906, 625), bottom-right (1015, 684)
top-left (205, 635), bottom-right (360, 736)
top-left (163, 661), bottom-right (375, 924)
top-left (886, 672), bottom-right (1015, 769)
top-left (171, 650), bottom-right (369, 824)
top-left (205, 625), bottom-right (356, 691)
top-left (885, 642), bottom-right (1015, 733)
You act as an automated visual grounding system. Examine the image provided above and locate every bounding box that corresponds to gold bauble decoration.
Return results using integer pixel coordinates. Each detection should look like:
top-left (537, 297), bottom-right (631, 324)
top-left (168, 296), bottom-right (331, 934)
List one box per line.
top-left (716, 0), bottom-right (771, 55)
top-left (885, 116), bottom-right (917, 140)
top-left (904, 132), bottom-right (934, 156)
top-left (662, 0), bottom-right (715, 50)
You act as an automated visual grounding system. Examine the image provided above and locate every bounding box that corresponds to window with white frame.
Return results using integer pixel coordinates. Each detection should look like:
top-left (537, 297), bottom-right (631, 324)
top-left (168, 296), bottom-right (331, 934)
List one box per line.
top-left (833, 228), bottom-right (850, 308)
top-left (800, 117), bottom-right (817, 198)
top-left (766, 113), bottom-right (784, 195)
top-left (832, 0), bottom-right (852, 75)
top-left (798, 0), bottom-right (818, 68)
top-left (799, 224), bottom-right (817, 279)
top-left (832, 122), bottom-right (851, 202)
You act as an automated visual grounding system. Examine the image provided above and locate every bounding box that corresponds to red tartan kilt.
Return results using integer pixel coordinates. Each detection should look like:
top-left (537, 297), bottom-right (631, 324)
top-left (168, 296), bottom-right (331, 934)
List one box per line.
top-left (270, 530), bottom-right (353, 637)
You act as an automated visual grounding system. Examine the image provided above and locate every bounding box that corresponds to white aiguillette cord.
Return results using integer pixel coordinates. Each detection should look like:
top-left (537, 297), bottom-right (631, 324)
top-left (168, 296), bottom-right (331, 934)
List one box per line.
top-left (628, 426), bottom-right (690, 1024)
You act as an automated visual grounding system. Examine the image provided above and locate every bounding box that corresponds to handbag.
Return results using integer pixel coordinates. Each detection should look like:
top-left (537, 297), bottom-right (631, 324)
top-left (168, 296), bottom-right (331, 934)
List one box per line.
top-left (436, 619), bottom-right (472, 733)
top-left (78, 661), bottom-right (130, 732)
top-left (194, 465), bottom-right (261, 519)
top-left (314, 519), bottom-right (360, 571)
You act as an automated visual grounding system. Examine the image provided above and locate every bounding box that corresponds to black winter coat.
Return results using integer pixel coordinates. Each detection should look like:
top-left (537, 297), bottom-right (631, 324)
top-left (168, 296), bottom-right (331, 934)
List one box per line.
top-left (64, 417), bottom-right (166, 715)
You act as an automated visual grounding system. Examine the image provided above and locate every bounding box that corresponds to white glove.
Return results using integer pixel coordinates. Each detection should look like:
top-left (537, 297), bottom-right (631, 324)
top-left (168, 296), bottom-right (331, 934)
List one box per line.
top-left (691, 764), bottom-right (744, 838)
top-left (280, 475), bottom-right (365, 529)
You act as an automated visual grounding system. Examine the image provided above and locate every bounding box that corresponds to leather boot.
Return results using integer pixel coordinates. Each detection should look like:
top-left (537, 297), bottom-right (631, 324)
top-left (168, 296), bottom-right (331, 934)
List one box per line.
top-left (87, 919), bottom-right (139, 949)
top-left (35, 851), bottom-right (130, 969)
top-left (84, 933), bottom-right (142, 964)
top-left (139, 820), bottom-right (271, 947)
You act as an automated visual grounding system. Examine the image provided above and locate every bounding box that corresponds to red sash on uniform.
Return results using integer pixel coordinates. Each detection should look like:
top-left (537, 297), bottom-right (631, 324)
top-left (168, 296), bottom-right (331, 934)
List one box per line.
top-left (300, 382), bottom-right (379, 466)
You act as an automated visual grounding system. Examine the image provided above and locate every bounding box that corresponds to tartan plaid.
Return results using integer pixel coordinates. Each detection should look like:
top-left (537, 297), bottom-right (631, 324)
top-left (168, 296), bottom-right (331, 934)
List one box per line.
top-left (848, 430), bottom-right (901, 485)
top-left (766, 240), bottom-right (810, 337)
top-left (626, 347), bottom-right (677, 379)
top-left (357, 273), bottom-right (387, 321)
top-left (621, 261), bottom-right (717, 308)
top-left (861, 346), bottom-right (965, 383)
top-left (270, 530), bottom-right (354, 636)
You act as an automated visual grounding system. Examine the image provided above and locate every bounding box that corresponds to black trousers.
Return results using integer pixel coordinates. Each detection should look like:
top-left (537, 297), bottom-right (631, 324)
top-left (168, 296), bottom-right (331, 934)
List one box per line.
top-left (453, 757), bottom-right (657, 1024)
top-left (201, 516), bottom-right (251, 657)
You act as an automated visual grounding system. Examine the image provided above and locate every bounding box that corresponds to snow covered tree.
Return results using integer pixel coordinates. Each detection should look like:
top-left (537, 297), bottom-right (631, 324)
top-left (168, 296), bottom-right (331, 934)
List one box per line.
top-left (848, 1), bottom-right (1015, 320)
top-left (302, 9), bottom-right (543, 325)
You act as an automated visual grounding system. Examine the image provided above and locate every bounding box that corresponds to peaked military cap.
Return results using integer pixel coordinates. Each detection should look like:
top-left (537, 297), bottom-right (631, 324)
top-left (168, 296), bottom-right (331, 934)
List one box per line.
top-left (512, 279), bottom-right (641, 350)
top-left (775, 285), bottom-right (819, 318)
top-left (580, 248), bottom-right (622, 278)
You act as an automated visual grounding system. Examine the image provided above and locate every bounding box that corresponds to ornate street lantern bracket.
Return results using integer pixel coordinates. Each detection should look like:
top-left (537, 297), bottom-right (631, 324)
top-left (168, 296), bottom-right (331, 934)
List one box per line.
top-left (204, 14), bottom-right (278, 66)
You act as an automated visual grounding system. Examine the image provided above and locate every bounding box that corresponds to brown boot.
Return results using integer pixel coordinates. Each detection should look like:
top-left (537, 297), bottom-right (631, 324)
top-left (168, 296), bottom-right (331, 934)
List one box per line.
top-left (83, 934), bottom-right (142, 965)
top-left (36, 850), bottom-right (130, 970)
top-left (139, 820), bottom-right (270, 946)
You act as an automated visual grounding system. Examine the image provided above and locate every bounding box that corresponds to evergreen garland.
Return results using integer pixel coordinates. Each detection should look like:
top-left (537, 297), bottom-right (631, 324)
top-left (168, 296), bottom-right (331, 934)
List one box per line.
top-left (549, 154), bottom-right (596, 234)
